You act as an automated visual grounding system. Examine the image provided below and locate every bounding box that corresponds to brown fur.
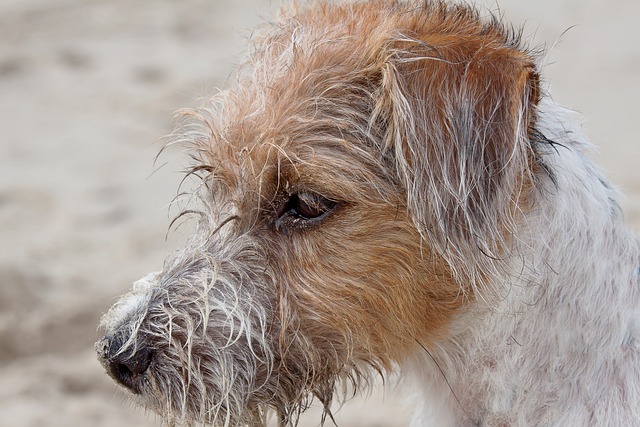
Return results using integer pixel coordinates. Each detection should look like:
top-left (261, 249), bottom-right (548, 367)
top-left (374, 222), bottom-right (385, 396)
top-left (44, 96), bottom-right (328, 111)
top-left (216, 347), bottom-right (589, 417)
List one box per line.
top-left (98, 1), bottom-right (548, 424)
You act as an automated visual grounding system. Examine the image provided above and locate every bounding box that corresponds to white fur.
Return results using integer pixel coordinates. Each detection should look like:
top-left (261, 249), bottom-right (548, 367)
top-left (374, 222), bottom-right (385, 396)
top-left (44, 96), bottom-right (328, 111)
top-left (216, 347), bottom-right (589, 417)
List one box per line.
top-left (406, 100), bottom-right (640, 426)
top-left (100, 271), bottom-right (159, 332)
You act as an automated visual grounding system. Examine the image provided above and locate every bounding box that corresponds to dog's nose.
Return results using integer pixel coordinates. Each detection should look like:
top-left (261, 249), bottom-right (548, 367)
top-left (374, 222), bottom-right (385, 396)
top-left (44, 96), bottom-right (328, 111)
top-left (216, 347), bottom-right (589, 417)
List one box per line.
top-left (96, 334), bottom-right (153, 394)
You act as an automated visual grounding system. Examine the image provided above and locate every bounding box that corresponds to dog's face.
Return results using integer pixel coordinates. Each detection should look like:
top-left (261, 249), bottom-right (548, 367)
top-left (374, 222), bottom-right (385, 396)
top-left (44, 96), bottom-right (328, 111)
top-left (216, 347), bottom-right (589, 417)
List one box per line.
top-left (97, 1), bottom-right (542, 425)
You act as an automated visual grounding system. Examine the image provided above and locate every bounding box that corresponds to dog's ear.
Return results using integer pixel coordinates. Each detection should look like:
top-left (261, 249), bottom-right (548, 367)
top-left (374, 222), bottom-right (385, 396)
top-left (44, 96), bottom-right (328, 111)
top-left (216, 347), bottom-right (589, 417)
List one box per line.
top-left (372, 33), bottom-right (540, 289)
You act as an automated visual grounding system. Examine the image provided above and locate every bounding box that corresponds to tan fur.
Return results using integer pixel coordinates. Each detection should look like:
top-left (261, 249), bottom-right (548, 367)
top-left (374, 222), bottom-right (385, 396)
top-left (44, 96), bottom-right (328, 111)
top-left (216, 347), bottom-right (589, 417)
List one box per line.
top-left (96, 2), bottom-right (567, 425)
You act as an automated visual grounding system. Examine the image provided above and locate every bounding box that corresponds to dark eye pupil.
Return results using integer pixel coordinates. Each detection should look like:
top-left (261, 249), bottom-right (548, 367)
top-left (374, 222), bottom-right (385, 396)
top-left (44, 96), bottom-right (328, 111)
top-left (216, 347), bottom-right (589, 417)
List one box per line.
top-left (289, 193), bottom-right (335, 220)
top-left (274, 192), bottom-right (337, 231)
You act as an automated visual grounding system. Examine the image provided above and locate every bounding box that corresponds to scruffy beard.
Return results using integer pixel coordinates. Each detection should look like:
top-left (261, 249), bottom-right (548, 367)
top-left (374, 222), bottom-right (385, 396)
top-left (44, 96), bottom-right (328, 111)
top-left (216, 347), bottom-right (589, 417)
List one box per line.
top-left (99, 227), bottom-right (371, 427)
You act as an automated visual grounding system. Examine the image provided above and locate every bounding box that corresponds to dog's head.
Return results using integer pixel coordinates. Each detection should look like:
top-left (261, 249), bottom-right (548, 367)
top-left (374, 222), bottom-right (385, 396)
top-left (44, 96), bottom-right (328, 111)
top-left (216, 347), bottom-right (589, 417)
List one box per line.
top-left (97, 1), bottom-right (544, 425)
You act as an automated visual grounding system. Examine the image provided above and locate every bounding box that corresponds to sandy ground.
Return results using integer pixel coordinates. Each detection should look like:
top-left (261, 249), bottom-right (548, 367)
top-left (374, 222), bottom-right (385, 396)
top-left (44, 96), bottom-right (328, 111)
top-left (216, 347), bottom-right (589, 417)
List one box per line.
top-left (0, 0), bottom-right (638, 426)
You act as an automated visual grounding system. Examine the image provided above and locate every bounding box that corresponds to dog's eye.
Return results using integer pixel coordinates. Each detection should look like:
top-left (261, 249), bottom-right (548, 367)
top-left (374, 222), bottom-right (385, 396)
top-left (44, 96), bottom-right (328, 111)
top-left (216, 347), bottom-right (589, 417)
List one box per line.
top-left (275, 192), bottom-right (337, 229)
top-left (291, 192), bottom-right (335, 219)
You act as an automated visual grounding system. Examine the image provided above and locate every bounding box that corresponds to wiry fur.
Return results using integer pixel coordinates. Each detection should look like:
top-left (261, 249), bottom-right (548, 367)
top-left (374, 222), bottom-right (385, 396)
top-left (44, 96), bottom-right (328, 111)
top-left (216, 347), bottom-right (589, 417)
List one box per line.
top-left (96, 1), bottom-right (640, 426)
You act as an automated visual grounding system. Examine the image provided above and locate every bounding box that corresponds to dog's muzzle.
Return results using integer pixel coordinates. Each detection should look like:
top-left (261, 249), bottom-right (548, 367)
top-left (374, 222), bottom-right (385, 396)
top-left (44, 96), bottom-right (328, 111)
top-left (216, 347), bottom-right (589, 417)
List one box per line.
top-left (96, 333), bottom-right (153, 394)
top-left (96, 272), bottom-right (159, 394)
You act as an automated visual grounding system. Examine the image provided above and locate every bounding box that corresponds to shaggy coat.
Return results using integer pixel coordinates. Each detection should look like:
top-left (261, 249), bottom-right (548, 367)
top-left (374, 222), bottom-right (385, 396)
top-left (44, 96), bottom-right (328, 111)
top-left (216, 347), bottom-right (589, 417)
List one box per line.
top-left (97, 1), bottom-right (640, 426)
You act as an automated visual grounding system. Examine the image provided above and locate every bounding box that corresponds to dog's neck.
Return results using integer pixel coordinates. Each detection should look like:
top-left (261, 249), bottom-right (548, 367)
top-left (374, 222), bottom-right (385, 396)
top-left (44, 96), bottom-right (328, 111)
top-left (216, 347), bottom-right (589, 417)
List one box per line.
top-left (405, 100), bottom-right (640, 426)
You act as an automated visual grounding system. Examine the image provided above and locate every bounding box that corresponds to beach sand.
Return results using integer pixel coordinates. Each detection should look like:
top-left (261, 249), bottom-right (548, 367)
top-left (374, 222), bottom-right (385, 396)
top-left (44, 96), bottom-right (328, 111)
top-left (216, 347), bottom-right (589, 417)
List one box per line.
top-left (0, 0), bottom-right (638, 425)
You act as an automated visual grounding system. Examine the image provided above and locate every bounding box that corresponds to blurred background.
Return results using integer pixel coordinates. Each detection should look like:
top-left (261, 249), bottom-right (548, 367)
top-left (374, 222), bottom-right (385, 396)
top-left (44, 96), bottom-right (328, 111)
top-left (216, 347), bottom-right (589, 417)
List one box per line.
top-left (0, 0), bottom-right (638, 426)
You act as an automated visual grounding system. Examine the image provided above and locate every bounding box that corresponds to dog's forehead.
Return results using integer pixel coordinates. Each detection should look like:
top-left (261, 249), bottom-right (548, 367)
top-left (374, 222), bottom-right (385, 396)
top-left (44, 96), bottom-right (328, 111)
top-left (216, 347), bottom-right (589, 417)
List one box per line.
top-left (202, 91), bottom-right (387, 197)
top-left (201, 117), bottom-right (393, 205)
top-left (193, 1), bottom-right (532, 201)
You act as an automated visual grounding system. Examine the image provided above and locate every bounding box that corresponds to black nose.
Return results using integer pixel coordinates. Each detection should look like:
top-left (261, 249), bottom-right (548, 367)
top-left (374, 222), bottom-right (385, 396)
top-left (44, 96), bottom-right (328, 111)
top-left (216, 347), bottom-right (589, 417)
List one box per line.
top-left (96, 334), bottom-right (153, 394)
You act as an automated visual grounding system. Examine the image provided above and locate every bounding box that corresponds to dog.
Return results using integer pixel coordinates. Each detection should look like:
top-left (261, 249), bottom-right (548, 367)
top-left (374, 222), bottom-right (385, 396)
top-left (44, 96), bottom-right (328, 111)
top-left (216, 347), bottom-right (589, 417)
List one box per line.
top-left (96, 1), bottom-right (640, 425)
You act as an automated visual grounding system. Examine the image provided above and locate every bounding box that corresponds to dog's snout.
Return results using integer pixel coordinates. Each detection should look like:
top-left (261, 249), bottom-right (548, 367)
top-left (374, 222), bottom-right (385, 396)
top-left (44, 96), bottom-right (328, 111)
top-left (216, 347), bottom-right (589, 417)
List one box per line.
top-left (96, 335), bottom-right (153, 394)
top-left (108, 348), bottom-right (152, 394)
